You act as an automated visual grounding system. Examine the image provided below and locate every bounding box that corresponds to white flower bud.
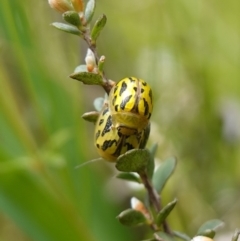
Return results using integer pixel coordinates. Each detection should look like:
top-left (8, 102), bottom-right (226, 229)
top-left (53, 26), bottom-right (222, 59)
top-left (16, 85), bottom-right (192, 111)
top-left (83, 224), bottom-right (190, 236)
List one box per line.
top-left (48, 0), bottom-right (73, 13)
top-left (85, 49), bottom-right (96, 72)
top-left (130, 197), bottom-right (150, 219)
top-left (191, 236), bottom-right (214, 241)
top-left (71, 0), bottom-right (84, 12)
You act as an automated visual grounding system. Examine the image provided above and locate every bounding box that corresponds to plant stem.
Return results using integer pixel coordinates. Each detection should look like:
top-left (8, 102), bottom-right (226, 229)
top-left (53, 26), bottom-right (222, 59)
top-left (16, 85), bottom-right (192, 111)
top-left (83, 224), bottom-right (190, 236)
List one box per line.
top-left (81, 28), bottom-right (113, 94)
top-left (139, 171), bottom-right (172, 235)
top-left (140, 171), bottom-right (161, 212)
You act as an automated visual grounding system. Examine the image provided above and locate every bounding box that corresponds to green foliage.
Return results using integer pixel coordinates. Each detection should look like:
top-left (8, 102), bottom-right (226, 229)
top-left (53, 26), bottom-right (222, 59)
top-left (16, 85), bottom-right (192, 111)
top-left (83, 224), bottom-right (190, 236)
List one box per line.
top-left (62, 11), bottom-right (82, 27)
top-left (84, 0), bottom-right (96, 24)
top-left (146, 143), bottom-right (157, 179)
top-left (51, 22), bottom-right (83, 36)
top-left (90, 14), bottom-right (107, 45)
top-left (97, 56), bottom-right (106, 75)
top-left (152, 157), bottom-right (177, 194)
top-left (69, 71), bottom-right (103, 84)
top-left (1, 0), bottom-right (240, 240)
top-left (154, 231), bottom-right (175, 241)
top-left (116, 172), bottom-right (141, 184)
top-left (172, 231), bottom-right (191, 241)
top-left (74, 64), bottom-right (88, 72)
top-left (117, 209), bottom-right (147, 227)
top-left (115, 146), bottom-right (179, 236)
top-left (197, 219), bottom-right (224, 236)
top-left (116, 149), bottom-right (151, 173)
top-left (156, 199), bottom-right (177, 226)
top-left (81, 111), bottom-right (99, 123)
top-left (0, 1), bottom-right (132, 241)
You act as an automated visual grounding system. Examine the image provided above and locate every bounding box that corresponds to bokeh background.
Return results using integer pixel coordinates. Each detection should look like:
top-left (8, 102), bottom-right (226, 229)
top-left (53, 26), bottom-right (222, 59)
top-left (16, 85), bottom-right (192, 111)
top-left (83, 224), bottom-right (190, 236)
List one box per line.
top-left (0, 0), bottom-right (240, 240)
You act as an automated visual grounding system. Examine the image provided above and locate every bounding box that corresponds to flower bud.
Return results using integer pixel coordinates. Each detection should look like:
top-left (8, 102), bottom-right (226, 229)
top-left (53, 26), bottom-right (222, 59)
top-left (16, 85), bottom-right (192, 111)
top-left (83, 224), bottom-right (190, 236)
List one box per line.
top-left (191, 236), bottom-right (214, 241)
top-left (71, 0), bottom-right (84, 12)
top-left (85, 49), bottom-right (96, 72)
top-left (131, 197), bottom-right (150, 220)
top-left (48, 0), bottom-right (73, 13)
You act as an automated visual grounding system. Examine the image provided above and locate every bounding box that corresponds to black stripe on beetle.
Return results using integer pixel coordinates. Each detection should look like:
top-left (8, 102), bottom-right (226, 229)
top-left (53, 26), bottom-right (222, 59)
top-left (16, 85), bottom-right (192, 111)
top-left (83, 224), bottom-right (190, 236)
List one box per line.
top-left (102, 139), bottom-right (117, 151)
top-left (120, 95), bottom-right (132, 110)
top-left (102, 108), bottom-right (108, 116)
top-left (128, 77), bottom-right (135, 83)
top-left (112, 135), bottom-right (126, 156)
top-left (119, 81), bottom-right (128, 96)
top-left (124, 142), bottom-right (135, 151)
top-left (99, 119), bottom-right (104, 126)
top-left (112, 95), bottom-right (117, 106)
top-left (95, 130), bottom-right (100, 140)
top-left (143, 98), bottom-right (149, 116)
top-left (115, 104), bottom-right (119, 112)
top-left (142, 81), bottom-right (147, 86)
top-left (113, 85), bottom-right (118, 94)
top-left (130, 101), bottom-right (139, 114)
top-left (149, 89), bottom-right (153, 104)
top-left (101, 115), bottom-right (112, 136)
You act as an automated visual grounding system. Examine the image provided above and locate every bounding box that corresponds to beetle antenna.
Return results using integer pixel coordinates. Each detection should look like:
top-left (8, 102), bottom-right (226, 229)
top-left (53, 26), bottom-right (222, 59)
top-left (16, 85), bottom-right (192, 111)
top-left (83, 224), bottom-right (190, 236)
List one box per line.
top-left (75, 158), bottom-right (102, 169)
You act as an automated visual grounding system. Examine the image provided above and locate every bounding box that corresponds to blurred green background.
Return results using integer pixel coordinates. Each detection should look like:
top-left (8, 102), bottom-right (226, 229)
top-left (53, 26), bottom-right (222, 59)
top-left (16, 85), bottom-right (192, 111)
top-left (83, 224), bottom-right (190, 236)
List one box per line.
top-left (0, 0), bottom-right (240, 240)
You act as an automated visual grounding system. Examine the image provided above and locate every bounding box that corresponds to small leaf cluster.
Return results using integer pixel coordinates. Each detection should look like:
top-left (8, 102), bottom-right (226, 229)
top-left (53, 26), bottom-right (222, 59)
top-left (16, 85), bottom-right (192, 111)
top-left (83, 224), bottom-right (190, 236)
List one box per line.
top-left (115, 147), bottom-right (177, 234)
top-left (50, 0), bottom-right (96, 34)
top-left (49, 0), bottom-right (114, 94)
top-left (48, 1), bottom-right (239, 241)
top-left (115, 146), bottom-right (227, 241)
top-left (49, 0), bottom-right (115, 125)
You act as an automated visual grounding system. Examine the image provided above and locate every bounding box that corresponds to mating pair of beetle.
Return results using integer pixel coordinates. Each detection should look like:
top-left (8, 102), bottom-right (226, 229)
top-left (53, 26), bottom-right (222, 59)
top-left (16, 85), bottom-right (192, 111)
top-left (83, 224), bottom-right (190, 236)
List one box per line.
top-left (94, 77), bottom-right (153, 162)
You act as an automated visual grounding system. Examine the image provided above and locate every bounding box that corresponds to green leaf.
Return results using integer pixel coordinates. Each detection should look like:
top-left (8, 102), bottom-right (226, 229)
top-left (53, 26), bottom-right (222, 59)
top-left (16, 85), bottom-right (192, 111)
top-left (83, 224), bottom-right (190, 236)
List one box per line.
top-left (90, 14), bottom-right (107, 45)
top-left (156, 198), bottom-right (177, 226)
top-left (74, 65), bottom-right (88, 73)
top-left (173, 231), bottom-right (191, 241)
top-left (51, 22), bottom-right (83, 36)
top-left (116, 149), bottom-right (151, 173)
top-left (84, 0), bottom-right (96, 24)
top-left (117, 209), bottom-right (146, 227)
top-left (93, 97), bottom-right (105, 111)
top-left (197, 230), bottom-right (215, 239)
top-left (69, 71), bottom-right (103, 85)
top-left (197, 219), bottom-right (224, 235)
top-left (232, 229), bottom-right (240, 241)
top-left (98, 55), bottom-right (105, 74)
top-left (116, 173), bottom-right (141, 183)
top-left (152, 156), bottom-right (177, 193)
top-left (154, 231), bottom-right (175, 241)
top-left (81, 111), bottom-right (99, 123)
top-left (149, 143), bottom-right (158, 158)
top-left (62, 11), bottom-right (81, 27)
top-left (146, 142), bottom-right (157, 179)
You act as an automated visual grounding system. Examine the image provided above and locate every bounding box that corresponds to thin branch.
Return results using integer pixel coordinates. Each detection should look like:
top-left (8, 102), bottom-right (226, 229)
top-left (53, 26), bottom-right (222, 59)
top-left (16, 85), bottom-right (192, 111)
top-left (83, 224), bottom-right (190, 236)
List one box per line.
top-left (139, 171), bottom-right (161, 212)
top-left (82, 29), bottom-right (113, 94)
top-left (139, 171), bottom-right (172, 235)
